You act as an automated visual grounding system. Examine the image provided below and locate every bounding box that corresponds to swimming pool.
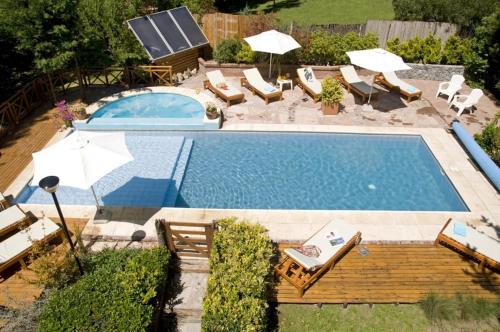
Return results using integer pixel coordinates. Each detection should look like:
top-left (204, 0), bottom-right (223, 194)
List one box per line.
top-left (91, 93), bottom-right (204, 119)
top-left (72, 87), bottom-right (220, 130)
top-left (19, 131), bottom-right (468, 211)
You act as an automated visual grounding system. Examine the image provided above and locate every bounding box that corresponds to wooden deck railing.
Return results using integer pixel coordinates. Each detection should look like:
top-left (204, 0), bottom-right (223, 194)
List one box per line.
top-left (0, 65), bottom-right (173, 127)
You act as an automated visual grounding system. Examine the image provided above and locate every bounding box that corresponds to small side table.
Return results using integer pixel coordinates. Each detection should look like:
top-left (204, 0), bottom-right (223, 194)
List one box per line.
top-left (277, 79), bottom-right (293, 91)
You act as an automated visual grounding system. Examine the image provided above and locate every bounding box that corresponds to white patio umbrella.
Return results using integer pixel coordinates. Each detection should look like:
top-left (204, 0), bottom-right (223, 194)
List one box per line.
top-left (32, 131), bottom-right (134, 211)
top-left (346, 48), bottom-right (411, 105)
top-left (244, 29), bottom-right (301, 79)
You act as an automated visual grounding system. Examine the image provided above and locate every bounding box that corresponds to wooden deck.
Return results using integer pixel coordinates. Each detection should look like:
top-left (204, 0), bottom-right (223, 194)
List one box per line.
top-left (0, 105), bottom-right (59, 192)
top-left (276, 243), bottom-right (500, 304)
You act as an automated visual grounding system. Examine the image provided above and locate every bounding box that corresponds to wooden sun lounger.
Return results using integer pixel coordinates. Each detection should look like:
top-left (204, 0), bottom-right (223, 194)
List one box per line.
top-left (296, 68), bottom-right (322, 102)
top-left (203, 70), bottom-right (245, 107)
top-left (435, 218), bottom-right (500, 271)
top-left (0, 218), bottom-right (62, 280)
top-left (337, 65), bottom-right (379, 103)
top-left (241, 68), bottom-right (283, 105)
top-left (374, 72), bottom-right (422, 102)
top-left (275, 222), bottom-right (361, 297)
top-left (0, 205), bottom-right (32, 238)
top-left (0, 193), bottom-right (9, 210)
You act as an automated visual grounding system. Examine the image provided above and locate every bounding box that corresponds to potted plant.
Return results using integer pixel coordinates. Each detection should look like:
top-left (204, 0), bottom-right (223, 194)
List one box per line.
top-left (205, 102), bottom-right (219, 120)
top-left (320, 76), bottom-right (344, 115)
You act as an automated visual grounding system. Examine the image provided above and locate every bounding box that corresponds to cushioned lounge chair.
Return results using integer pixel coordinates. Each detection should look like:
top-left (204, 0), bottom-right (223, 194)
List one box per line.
top-left (435, 218), bottom-right (500, 271)
top-left (375, 71), bottom-right (422, 102)
top-left (275, 221), bottom-right (361, 297)
top-left (203, 70), bottom-right (245, 107)
top-left (296, 67), bottom-right (322, 102)
top-left (449, 88), bottom-right (483, 117)
top-left (0, 205), bottom-right (32, 237)
top-left (0, 218), bottom-right (62, 279)
top-left (436, 74), bottom-right (465, 104)
top-left (241, 68), bottom-right (283, 104)
top-left (337, 65), bottom-right (379, 103)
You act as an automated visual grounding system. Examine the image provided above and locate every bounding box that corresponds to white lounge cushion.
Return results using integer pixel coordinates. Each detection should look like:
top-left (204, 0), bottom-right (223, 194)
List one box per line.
top-left (243, 68), bottom-right (278, 95)
top-left (297, 68), bottom-right (322, 95)
top-left (382, 71), bottom-right (420, 94)
top-left (207, 70), bottom-right (243, 98)
top-left (285, 221), bottom-right (358, 270)
top-left (442, 219), bottom-right (500, 262)
top-left (0, 205), bottom-right (27, 233)
top-left (0, 218), bottom-right (60, 264)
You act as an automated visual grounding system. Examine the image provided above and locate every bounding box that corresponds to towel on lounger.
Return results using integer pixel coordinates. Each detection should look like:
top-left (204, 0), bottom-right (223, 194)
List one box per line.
top-left (453, 222), bottom-right (467, 237)
top-left (264, 86), bottom-right (276, 92)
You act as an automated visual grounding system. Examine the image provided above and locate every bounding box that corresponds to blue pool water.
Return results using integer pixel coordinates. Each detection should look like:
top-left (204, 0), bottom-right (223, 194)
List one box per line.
top-left (19, 131), bottom-right (468, 211)
top-left (91, 93), bottom-right (204, 119)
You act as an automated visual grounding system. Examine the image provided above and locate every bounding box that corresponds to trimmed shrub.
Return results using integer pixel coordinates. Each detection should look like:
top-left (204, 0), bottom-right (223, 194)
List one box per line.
top-left (441, 35), bottom-right (474, 65)
top-left (38, 247), bottom-right (169, 332)
top-left (202, 218), bottom-right (274, 332)
top-left (474, 111), bottom-right (500, 165)
top-left (213, 38), bottom-right (242, 64)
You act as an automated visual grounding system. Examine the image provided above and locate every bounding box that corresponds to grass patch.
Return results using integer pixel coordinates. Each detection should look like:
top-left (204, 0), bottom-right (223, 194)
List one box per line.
top-left (248, 0), bottom-right (395, 25)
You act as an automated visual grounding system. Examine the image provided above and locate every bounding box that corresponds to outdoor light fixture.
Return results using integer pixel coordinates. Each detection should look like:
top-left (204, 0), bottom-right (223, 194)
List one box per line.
top-left (39, 176), bottom-right (84, 276)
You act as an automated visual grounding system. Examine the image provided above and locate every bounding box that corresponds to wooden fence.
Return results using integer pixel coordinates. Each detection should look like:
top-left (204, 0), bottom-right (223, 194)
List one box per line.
top-left (200, 13), bottom-right (459, 48)
top-left (0, 66), bottom-right (172, 127)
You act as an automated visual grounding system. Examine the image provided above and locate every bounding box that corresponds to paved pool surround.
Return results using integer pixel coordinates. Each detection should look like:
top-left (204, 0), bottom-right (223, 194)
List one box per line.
top-left (8, 124), bottom-right (500, 243)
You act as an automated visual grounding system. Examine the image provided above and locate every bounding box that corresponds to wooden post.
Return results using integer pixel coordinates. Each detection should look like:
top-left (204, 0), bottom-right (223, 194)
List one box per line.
top-left (164, 222), bottom-right (176, 255)
top-left (47, 73), bottom-right (57, 104)
top-left (155, 219), bottom-right (167, 248)
top-left (205, 222), bottom-right (214, 256)
top-left (74, 56), bottom-right (86, 100)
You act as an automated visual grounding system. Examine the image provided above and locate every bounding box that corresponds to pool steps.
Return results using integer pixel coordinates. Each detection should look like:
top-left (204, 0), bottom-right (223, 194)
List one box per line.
top-left (163, 138), bottom-right (193, 206)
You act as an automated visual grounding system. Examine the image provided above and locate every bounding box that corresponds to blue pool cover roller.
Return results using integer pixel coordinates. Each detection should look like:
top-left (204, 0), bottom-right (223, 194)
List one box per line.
top-left (452, 120), bottom-right (500, 191)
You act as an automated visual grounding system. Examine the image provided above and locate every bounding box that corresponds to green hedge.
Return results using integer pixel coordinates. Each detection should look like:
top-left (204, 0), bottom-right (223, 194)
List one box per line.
top-left (475, 111), bottom-right (500, 165)
top-left (38, 247), bottom-right (169, 332)
top-left (202, 218), bottom-right (274, 332)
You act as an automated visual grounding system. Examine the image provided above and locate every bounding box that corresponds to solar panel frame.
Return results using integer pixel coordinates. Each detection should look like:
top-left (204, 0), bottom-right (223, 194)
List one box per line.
top-left (127, 6), bottom-right (209, 62)
top-left (127, 17), bottom-right (171, 61)
top-left (149, 11), bottom-right (191, 53)
top-left (169, 6), bottom-right (209, 47)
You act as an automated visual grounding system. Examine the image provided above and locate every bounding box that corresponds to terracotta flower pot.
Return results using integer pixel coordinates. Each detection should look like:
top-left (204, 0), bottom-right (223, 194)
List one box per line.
top-left (321, 102), bottom-right (339, 115)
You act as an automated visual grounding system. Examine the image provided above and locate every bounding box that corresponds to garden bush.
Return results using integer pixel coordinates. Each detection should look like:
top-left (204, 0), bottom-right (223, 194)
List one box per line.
top-left (235, 41), bottom-right (256, 64)
top-left (387, 34), bottom-right (443, 64)
top-left (213, 38), bottom-right (242, 64)
top-left (475, 111), bottom-right (500, 165)
top-left (38, 247), bottom-right (169, 332)
top-left (202, 218), bottom-right (274, 332)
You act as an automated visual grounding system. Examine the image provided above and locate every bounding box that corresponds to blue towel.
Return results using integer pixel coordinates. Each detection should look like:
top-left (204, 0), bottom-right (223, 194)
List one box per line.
top-left (453, 222), bottom-right (467, 237)
top-left (264, 86), bottom-right (276, 92)
top-left (407, 86), bottom-right (416, 93)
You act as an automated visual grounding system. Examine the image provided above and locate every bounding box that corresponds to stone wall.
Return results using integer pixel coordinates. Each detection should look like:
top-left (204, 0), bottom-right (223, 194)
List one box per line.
top-left (198, 58), bottom-right (464, 82)
top-left (397, 63), bottom-right (465, 81)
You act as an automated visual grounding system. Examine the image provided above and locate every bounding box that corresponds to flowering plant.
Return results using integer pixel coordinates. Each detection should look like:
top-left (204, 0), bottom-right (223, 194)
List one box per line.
top-left (56, 100), bottom-right (75, 122)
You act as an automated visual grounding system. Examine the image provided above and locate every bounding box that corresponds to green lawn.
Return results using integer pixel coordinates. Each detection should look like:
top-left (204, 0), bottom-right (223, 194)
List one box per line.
top-left (250, 0), bottom-right (395, 25)
top-left (278, 304), bottom-right (500, 331)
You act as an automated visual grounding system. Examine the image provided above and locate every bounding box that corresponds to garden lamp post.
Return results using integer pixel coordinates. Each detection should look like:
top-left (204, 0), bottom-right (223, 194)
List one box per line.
top-left (39, 175), bottom-right (84, 276)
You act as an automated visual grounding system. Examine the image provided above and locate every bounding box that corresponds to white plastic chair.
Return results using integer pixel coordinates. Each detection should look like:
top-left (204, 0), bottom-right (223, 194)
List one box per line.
top-left (449, 89), bottom-right (483, 116)
top-left (436, 74), bottom-right (465, 103)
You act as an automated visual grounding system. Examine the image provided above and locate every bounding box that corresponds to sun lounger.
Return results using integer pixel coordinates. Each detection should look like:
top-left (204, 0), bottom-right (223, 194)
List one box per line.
top-left (296, 67), bottom-right (322, 102)
top-left (435, 218), bottom-right (500, 271)
top-left (0, 192), bottom-right (8, 211)
top-left (203, 70), bottom-right (245, 107)
top-left (0, 218), bottom-right (62, 278)
top-left (275, 221), bottom-right (361, 297)
top-left (375, 71), bottom-right (422, 102)
top-left (0, 205), bottom-right (32, 237)
top-left (436, 74), bottom-right (465, 103)
top-left (240, 68), bottom-right (283, 104)
top-left (449, 88), bottom-right (483, 117)
top-left (337, 65), bottom-right (379, 103)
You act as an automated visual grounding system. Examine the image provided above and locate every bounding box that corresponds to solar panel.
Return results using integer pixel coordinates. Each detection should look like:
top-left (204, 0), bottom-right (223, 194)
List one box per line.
top-left (169, 7), bottom-right (208, 47)
top-left (128, 17), bottom-right (171, 60)
top-left (149, 12), bottom-right (190, 53)
top-left (127, 6), bottom-right (208, 62)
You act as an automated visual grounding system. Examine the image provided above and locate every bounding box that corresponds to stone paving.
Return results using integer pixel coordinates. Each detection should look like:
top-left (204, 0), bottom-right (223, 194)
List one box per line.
top-left (180, 73), bottom-right (499, 135)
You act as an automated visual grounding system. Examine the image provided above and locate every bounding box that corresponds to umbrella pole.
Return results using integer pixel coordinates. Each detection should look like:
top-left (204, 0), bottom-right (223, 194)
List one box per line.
top-left (90, 185), bottom-right (102, 213)
top-left (368, 75), bottom-right (375, 104)
top-left (269, 53), bottom-right (273, 80)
